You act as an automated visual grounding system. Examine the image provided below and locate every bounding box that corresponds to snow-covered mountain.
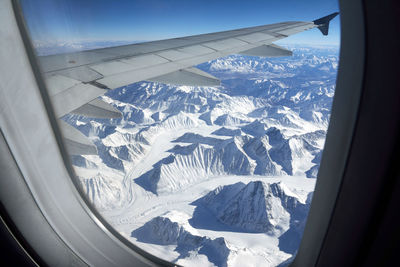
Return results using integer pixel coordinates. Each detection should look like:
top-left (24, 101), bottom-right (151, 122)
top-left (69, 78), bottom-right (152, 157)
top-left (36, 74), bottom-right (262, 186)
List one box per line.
top-left (64, 45), bottom-right (338, 266)
top-left (129, 181), bottom-right (312, 267)
top-left (192, 180), bottom-right (313, 256)
top-left (194, 181), bottom-right (300, 234)
top-left (132, 211), bottom-right (231, 267)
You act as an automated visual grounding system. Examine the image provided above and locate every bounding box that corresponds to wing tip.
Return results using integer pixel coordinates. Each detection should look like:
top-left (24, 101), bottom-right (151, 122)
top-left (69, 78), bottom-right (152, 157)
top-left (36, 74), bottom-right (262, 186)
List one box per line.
top-left (313, 12), bottom-right (340, 36)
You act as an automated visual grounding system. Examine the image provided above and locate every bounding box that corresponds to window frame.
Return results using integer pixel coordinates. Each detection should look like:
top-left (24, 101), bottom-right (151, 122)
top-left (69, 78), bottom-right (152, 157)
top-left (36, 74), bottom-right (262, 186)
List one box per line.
top-left (0, 0), bottom-right (368, 266)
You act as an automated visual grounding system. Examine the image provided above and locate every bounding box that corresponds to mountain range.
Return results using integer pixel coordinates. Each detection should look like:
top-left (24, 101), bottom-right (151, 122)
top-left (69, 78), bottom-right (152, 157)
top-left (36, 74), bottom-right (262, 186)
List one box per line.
top-left (65, 45), bottom-right (338, 266)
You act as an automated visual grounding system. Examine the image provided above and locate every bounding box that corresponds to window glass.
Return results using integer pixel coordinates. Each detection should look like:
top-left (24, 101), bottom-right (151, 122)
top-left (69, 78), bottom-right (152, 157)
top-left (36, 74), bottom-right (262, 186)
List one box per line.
top-left (20, 0), bottom-right (340, 266)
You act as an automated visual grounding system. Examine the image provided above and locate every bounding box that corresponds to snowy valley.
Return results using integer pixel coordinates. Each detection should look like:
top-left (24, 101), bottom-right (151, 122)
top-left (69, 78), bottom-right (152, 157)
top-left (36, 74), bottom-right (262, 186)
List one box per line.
top-left (64, 45), bottom-right (338, 266)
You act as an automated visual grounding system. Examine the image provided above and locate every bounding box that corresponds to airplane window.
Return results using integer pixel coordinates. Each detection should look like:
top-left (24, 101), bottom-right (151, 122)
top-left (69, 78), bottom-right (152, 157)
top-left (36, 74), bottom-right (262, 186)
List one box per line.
top-left (19, 0), bottom-right (340, 266)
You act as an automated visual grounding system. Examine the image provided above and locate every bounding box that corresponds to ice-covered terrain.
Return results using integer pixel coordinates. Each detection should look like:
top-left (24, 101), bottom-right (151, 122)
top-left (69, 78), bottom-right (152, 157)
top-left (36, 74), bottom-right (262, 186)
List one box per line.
top-left (63, 45), bottom-right (338, 266)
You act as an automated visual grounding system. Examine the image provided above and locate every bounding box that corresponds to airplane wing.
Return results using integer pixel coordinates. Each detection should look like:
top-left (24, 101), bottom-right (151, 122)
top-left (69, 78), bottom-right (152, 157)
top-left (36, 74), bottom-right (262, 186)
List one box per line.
top-left (38, 12), bottom-right (338, 155)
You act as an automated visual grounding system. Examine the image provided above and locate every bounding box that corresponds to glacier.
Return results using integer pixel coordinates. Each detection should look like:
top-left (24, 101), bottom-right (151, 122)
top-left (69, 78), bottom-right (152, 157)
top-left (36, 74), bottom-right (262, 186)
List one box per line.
top-left (64, 45), bottom-right (338, 266)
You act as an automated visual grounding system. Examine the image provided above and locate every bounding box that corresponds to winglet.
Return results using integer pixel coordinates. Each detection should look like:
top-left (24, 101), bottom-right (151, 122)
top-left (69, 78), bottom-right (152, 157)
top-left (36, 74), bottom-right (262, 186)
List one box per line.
top-left (313, 12), bottom-right (339, 35)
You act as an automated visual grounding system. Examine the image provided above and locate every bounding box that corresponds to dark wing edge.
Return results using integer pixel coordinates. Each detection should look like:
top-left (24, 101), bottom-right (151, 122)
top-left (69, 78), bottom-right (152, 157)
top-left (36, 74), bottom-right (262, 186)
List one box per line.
top-left (313, 12), bottom-right (339, 36)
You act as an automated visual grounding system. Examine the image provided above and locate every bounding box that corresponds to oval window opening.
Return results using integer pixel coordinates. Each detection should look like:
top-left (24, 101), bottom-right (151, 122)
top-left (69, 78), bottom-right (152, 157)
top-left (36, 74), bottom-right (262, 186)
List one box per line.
top-left (20, 1), bottom-right (340, 266)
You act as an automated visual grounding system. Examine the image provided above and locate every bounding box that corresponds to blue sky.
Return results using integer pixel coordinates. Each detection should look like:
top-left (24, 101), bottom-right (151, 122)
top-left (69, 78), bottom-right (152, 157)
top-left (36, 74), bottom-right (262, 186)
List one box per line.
top-left (20, 0), bottom-right (340, 46)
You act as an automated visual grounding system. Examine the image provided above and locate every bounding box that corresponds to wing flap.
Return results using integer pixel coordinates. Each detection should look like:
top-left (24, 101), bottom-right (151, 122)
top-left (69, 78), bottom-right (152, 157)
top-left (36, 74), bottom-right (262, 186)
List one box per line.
top-left (90, 61), bottom-right (138, 76)
top-left (45, 74), bottom-right (81, 96)
top-left (51, 82), bottom-right (107, 117)
top-left (148, 67), bottom-right (220, 86)
top-left (90, 54), bottom-right (169, 76)
top-left (39, 51), bottom-right (115, 72)
top-left (157, 49), bottom-right (191, 61)
top-left (71, 98), bottom-right (122, 118)
top-left (202, 38), bottom-right (249, 51)
top-left (236, 32), bottom-right (275, 43)
top-left (120, 54), bottom-right (170, 67)
top-left (52, 66), bottom-right (103, 83)
top-left (241, 44), bottom-right (292, 57)
top-left (58, 120), bottom-right (97, 155)
top-left (175, 45), bottom-right (215, 56)
top-left (96, 42), bottom-right (169, 57)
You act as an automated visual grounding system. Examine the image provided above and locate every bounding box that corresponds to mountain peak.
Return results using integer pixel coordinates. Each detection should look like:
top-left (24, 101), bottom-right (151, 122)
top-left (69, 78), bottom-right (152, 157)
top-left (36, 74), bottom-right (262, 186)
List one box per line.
top-left (197, 181), bottom-right (302, 234)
